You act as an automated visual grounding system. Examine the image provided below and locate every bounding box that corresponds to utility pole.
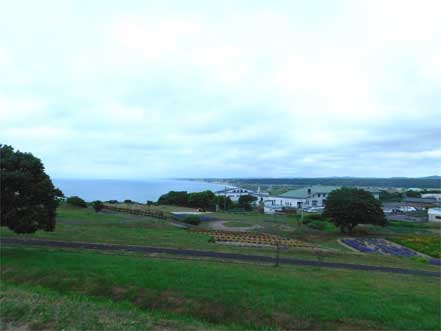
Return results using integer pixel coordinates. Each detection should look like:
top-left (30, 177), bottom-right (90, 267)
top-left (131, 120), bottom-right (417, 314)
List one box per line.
top-left (275, 241), bottom-right (280, 267)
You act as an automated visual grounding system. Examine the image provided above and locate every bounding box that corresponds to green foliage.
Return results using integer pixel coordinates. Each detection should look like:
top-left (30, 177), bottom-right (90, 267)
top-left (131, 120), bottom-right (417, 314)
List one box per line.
top-left (0, 144), bottom-right (63, 234)
top-left (405, 190), bottom-right (421, 198)
top-left (216, 195), bottom-right (233, 210)
top-left (157, 190), bottom-right (217, 210)
top-left (188, 191), bottom-right (217, 210)
top-left (324, 187), bottom-right (387, 234)
top-left (92, 200), bottom-right (104, 213)
top-left (379, 191), bottom-right (403, 202)
top-left (238, 195), bottom-right (257, 211)
top-left (146, 200), bottom-right (154, 206)
top-left (123, 199), bottom-right (133, 204)
top-left (157, 191), bottom-right (189, 206)
top-left (66, 196), bottom-right (87, 208)
top-left (181, 215), bottom-right (201, 225)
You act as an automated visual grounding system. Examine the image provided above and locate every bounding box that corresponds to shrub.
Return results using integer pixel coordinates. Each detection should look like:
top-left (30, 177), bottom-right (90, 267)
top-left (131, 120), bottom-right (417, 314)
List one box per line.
top-left (306, 220), bottom-right (327, 231)
top-left (66, 196), bottom-right (87, 208)
top-left (146, 200), bottom-right (154, 206)
top-left (92, 200), bottom-right (104, 212)
top-left (124, 199), bottom-right (133, 204)
top-left (181, 215), bottom-right (201, 225)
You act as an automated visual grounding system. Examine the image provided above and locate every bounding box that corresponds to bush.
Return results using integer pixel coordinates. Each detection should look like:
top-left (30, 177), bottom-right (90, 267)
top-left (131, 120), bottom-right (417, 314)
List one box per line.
top-left (306, 220), bottom-right (327, 231)
top-left (106, 200), bottom-right (118, 204)
top-left (92, 200), bottom-right (104, 212)
top-left (66, 196), bottom-right (87, 208)
top-left (124, 199), bottom-right (133, 204)
top-left (146, 200), bottom-right (154, 206)
top-left (181, 215), bottom-right (201, 225)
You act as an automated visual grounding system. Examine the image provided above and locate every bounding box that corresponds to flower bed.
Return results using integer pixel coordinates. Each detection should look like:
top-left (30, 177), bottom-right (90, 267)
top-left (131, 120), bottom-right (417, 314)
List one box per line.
top-left (389, 236), bottom-right (441, 258)
top-left (342, 237), bottom-right (441, 266)
top-left (342, 238), bottom-right (418, 257)
top-left (191, 229), bottom-right (312, 248)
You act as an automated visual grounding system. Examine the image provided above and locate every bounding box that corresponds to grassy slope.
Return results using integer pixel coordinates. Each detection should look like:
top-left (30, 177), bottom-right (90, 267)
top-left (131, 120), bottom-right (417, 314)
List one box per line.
top-left (1, 204), bottom-right (439, 271)
top-left (0, 282), bottom-right (227, 331)
top-left (1, 247), bottom-right (440, 330)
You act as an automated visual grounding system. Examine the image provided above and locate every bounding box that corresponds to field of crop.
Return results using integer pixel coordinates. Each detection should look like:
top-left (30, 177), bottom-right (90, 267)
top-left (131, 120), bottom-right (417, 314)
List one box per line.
top-left (1, 247), bottom-right (440, 330)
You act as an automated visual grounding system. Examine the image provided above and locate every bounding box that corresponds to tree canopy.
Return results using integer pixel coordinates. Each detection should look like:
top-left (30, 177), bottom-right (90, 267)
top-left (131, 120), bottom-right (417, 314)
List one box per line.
top-left (323, 187), bottom-right (386, 234)
top-left (0, 145), bottom-right (63, 233)
top-left (238, 194), bottom-right (257, 211)
top-left (157, 190), bottom-right (228, 211)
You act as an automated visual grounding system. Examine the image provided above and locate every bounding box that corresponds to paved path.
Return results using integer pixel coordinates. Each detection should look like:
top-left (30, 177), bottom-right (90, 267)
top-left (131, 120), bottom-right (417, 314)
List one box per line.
top-left (1, 237), bottom-right (439, 277)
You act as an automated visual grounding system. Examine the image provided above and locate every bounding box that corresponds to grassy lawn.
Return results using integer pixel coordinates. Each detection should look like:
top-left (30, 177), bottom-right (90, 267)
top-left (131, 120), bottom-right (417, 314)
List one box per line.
top-left (1, 204), bottom-right (439, 271)
top-left (0, 282), bottom-right (226, 331)
top-left (1, 247), bottom-right (440, 330)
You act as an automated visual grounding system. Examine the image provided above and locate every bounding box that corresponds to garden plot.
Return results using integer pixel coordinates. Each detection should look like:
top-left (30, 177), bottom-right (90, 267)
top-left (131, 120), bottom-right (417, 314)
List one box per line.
top-left (341, 238), bottom-right (424, 257)
top-left (191, 229), bottom-right (313, 248)
top-left (340, 238), bottom-right (441, 266)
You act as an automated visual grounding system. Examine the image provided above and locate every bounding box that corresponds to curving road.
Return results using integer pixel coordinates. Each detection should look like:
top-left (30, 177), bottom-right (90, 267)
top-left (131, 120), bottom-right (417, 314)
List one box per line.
top-left (1, 237), bottom-right (439, 277)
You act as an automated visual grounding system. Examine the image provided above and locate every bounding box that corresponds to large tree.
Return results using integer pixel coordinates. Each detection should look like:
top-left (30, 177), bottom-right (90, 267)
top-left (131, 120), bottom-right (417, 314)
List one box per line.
top-left (238, 194), bottom-right (257, 211)
top-left (323, 187), bottom-right (386, 234)
top-left (0, 145), bottom-right (63, 233)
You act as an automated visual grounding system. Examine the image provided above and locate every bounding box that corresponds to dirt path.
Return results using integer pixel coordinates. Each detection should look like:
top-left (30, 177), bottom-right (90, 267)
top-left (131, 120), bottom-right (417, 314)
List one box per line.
top-left (209, 221), bottom-right (263, 232)
top-left (1, 237), bottom-right (439, 277)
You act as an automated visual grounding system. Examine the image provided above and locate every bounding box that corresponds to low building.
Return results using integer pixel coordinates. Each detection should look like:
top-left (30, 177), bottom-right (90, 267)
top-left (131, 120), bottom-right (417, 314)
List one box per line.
top-left (428, 208), bottom-right (441, 222)
top-left (404, 197), bottom-right (438, 208)
top-left (215, 187), bottom-right (269, 202)
top-left (422, 193), bottom-right (441, 202)
top-left (263, 185), bottom-right (381, 212)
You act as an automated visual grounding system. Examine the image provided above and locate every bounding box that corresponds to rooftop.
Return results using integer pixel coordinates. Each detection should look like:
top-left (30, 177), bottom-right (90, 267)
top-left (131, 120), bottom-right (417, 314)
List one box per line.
top-left (279, 185), bottom-right (340, 198)
top-left (278, 185), bottom-right (381, 198)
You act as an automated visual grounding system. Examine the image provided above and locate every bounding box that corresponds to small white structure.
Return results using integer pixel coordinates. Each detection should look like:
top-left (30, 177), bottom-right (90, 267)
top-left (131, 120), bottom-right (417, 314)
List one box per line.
top-left (215, 187), bottom-right (269, 202)
top-left (422, 193), bottom-right (441, 202)
top-left (428, 208), bottom-right (441, 222)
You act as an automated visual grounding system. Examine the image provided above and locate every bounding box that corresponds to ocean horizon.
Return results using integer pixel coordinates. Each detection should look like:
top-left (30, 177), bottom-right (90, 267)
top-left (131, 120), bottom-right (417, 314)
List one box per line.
top-left (52, 178), bottom-right (233, 203)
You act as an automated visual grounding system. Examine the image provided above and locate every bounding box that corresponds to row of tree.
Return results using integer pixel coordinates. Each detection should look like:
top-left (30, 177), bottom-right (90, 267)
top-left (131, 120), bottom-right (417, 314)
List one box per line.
top-left (157, 190), bottom-right (258, 211)
top-left (157, 190), bottom-right (231, 210)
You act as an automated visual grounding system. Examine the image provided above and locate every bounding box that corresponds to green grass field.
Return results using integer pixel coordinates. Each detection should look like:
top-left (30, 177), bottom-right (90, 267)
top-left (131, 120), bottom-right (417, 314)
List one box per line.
top-left (1, 204), bottom-right (441, 330)
top-left (1, 204), bottom-right (439, 271)
top-left (1, 247), bottom-right (440, 330)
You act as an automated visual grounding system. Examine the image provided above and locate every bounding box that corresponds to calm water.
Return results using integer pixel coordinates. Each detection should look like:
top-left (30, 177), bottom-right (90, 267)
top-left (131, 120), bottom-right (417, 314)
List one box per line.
top-left (53, 179), bottom-right (232, 203)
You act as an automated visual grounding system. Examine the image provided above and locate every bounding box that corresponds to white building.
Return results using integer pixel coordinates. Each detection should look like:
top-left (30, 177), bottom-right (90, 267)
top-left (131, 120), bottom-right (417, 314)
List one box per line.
top-left (263, 185), bottom-right (381, 212)
top-left (215, 187), bottom-right (269, 202)
top-left (428, 208), bottom-right (441, 222)
top-left (422, 193), bottom-right (441, 202)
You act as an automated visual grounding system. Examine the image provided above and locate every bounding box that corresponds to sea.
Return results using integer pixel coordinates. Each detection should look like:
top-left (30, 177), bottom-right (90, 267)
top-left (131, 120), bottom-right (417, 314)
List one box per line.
top-left (53, 179), bottom-right (233, 203)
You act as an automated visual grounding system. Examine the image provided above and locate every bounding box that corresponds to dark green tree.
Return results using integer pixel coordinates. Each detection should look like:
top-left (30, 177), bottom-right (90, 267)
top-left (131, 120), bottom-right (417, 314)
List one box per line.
top-left (0, 145), bottom-right (63, 233)
top-left (92, 200), bottom-right (104, 212)
top-left (157, 191), bottom-right (188, 206)
top-left (216, 195), bottom-right (233, 210)
top-left (66, 196), bottom-right (87, 208)
top-left (323, 187), bottom-right (386, 234)
top-left (238, 195), bottom-right (257, 211)
top-left (405, 190), bottom-right (421, 198)
top-left (188, 191), bottom-right (216, 210)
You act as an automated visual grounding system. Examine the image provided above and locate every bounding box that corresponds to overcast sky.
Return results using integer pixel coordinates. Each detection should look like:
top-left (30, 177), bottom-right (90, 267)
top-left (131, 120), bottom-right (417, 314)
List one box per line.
top-left (1, 0), bottom-right (440, 179)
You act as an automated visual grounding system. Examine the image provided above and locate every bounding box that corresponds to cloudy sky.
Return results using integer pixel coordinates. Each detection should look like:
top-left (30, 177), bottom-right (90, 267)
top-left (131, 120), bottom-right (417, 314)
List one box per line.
top-left (1, 0), bottom-right (440, 179)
